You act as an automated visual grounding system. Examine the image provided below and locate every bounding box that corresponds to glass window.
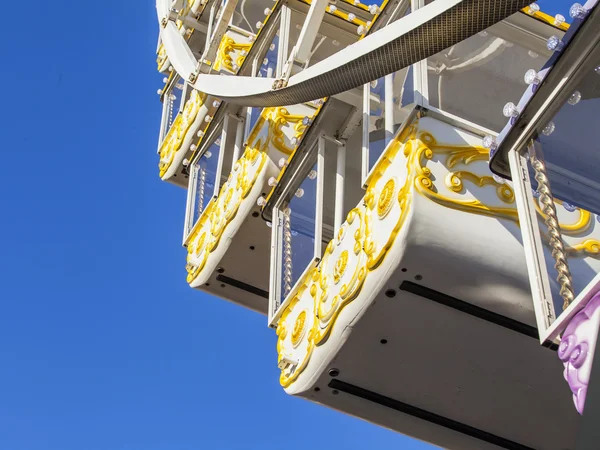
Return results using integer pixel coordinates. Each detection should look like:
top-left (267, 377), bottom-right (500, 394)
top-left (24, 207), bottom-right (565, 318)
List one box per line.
top-left (427, 20), bottom-right (556, 131)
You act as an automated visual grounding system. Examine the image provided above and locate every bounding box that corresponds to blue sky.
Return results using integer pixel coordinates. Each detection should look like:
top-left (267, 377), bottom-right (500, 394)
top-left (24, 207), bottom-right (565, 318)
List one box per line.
top-left (0, 1), bottom-right (574, 449)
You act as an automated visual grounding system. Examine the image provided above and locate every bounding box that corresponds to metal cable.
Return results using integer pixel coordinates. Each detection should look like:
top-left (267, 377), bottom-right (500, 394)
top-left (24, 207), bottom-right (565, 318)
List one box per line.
top-left (530, 150), bottom-right (575, 310)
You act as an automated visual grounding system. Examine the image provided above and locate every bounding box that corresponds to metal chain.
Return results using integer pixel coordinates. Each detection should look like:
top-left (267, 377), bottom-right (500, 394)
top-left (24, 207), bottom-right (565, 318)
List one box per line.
top-left (530, 151), bottom-right (574, 310)
top-left (197, 164), bottom-right (206, 216)
top-left (168, 94), bottom-right (175, 128)
top-left (283, 207), bottom-right (293, 297)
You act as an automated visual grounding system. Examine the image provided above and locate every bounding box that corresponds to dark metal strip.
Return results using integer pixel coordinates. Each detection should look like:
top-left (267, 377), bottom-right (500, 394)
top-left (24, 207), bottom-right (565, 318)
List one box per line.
top-left (216, 275), bottom-right (269, 299)
top-left (329, 379), bottom-right (535, 450)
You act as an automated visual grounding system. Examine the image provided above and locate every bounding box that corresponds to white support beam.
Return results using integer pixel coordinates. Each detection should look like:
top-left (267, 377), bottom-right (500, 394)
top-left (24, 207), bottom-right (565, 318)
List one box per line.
top-left (362, 83), bottom-right (370, 187)
top-left (385, 73), bottom-right (394, 146)
top-left (201, 0), bottom-right (240, 68)
top-left (314, 137), bottom-right (326, 259)
top-left (214, 114), bottom-right (230, 197)
top-left (294, 0), bottom-right (329, 64)
top-left (335, 143), bottom-right (346, 234)
top-left (276, 6), bottom-right (291, 79)
top-left (232, 114), bottom-right (245, 164)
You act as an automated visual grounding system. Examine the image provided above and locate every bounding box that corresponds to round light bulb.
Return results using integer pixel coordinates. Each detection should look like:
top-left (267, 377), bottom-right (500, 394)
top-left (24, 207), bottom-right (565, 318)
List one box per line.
top-left (302, 116), bottom-right (311, 126)
top-left (357, 25), bottom-right (366, 34)
top-left (268, 177), bottom-right (278, 187)
top-left (197, 130), bottom-right (205, 138)
top-left (264, 7), bottom-right (270, 14)
top-left (278, 158), bottom-right (288, 168)
top-left (157, 89), bottom-right (163, 95)
top-left (263, 58), bottom-right (269, 66)
top-left (568, 91), bottom-right (582, 105)
top-left (190, 144), bottom-right (198, 151)
top-left (256, 21), bottom-right (263, 29)
top-left (369, 4), bottom-right (379, 14)
top-left (542, 121), bottom-right (556, 136)
top-left (312, 99), bottom-right (324, 107)
top-left (215, 138), bottom-right (221, 146)
top-left (570, 3), bottom-right (587, 19)
top-left (205, 151), bottom-right (212, 158)
top-left (554, 14), bottom-right (566, 26)
top-left (329, 5), bottom-right (337, 12)
top-left (332, 40), bottom-right (339, 46)
top-left (308, 170), bottom-right (317, 180)
top-left (347, 13), bottom-right (356, 22)
top-left (503, 102), bottom-right (519, 119)
top-left (482, 135), bottom-right (498, 151)
top-left (257, 197), bottom-right (267, 207)
top-left (163, 77), bottom-right (168, 83)
top-left (547, 35), bottom-right (564, 52)
top-left (370, 79), bottom-right (378, 89)
top-left (291, 137), bottom-right (299, 146)
top-left (528, 3), bottom-right (540, 13)
top-left (205, 115), bottom-right (212, 123)
top-left (212, 100), bottom-right (220, 108)
top-left (524, 69), bottom-right (541, 86)
top-left (269, 43), bottom-right (276, 51)
top-left (295, 188), bottom-right (304, 198)
top-left (266, 221), bottom-right (272, 228)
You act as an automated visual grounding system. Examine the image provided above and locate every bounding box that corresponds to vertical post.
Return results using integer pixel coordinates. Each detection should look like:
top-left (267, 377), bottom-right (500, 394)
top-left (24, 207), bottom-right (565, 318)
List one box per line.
top-left (268, 206), bottom-right (283, 324)
top-left (276, 6), bottom-right (291, 79)
top-left (213, 114), bottom-right (229, 197)
top-left (232, 116), bottom-right (245, 164)
top-left (158, 94), bottom-right (170, 153)
top-left (183, 159), bottom-right (199, 244)
top-left (508, 147), bottom-right (556, 339)
top-left (361, 83), bottom-right (370, 186)
top-left (205, 3), bottom-right (216, 53)
top-left (335, 143), bottom-right (346, 234)
top-left (314, 137), bottom-right (325, 259)
top-left (385, 73), bottom-right (394, 147)
top-left (245, 58), bottom-right (259, 140)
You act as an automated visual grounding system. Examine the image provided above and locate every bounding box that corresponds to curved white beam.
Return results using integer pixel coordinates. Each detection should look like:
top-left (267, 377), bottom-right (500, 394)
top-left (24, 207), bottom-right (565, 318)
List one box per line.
top-left (160, 0), bottom-right (533, 106)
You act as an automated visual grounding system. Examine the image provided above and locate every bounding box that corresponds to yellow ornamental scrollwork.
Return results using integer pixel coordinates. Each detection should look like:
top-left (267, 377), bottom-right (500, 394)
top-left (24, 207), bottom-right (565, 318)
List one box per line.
top-left (276, 120), bottom-right (600, 389)
top-left (291, 310), bottom-right (308, 347)
top-left (159, 90), bottom-right (207, 177)
top-left (186, 147), bottom-right (268, 283)
top-left (414, 132), bottom-right (519, 223)
top-left (214, 36), bottom-right (252, 73)
top-left (333, 251), bottom-right (349, 284)
top-left (377, 178), bottom-right (397, 219)
top-left (265, 107), bottom-right (310, 155)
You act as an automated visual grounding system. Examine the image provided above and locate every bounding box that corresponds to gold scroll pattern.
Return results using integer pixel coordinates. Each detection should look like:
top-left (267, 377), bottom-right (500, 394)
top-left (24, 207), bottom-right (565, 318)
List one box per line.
top-left (186, 145), bottom-right (267, 283)
top-left (277, 121), bottom-right (600, 388)
top-left (158, 90), bottom-right (207, 177)
top-left (213, 36), bottom-right (252, 73)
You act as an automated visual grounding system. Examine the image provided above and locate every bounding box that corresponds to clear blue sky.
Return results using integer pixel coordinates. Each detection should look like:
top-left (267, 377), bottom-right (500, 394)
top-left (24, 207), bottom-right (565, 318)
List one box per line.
top-left (0, 1), bottom-right (574, 449)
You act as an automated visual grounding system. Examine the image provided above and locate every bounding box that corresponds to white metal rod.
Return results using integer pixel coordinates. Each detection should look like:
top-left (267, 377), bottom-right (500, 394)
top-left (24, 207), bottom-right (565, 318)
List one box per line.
top-left (214, 114), bottom-right (229, 197)
top-left (334, 144), bottom-right (346, 234)
top-left (294, 0), bottom-right (329, 63)
top-left (314, 137), bottom-right (325, 259)
top-left (361, 83), bottom-right (370, 186)
top-left (385, 73), bottom-right (394, 146)
top-left (204, 4), bottom-right (216, 54)
top-left (276, 6), bottom-right (291, 79)
top-left (233, 116), bottom-right (245, 164)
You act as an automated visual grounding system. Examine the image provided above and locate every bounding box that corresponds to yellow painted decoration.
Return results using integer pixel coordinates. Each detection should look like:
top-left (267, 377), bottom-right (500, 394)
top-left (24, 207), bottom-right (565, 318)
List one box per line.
top-left (377, 178), bottom-right (396, 219)
top-left (158, 90), bottom-right (207, 177)
top-left (291, 310), bottom-right (308, 347)
top-left (214, 36), bottom-right (252, 73)
top-left (333, 250), bottom-right (349, 284)
top-left (277, 119), bottom-right (600, 388)
top-left (185, 146), bottom-right (268, 283)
